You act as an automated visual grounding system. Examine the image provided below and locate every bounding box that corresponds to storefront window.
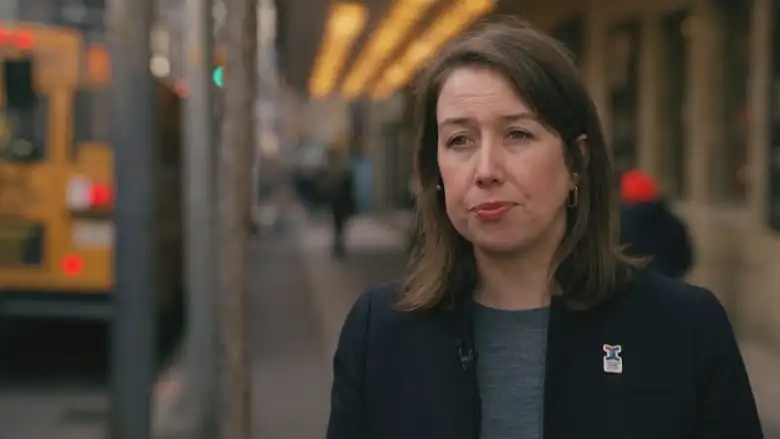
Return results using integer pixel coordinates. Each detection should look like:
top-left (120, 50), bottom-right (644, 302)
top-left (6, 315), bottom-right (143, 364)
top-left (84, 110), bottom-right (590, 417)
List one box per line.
top-left (719, 1), bottom-right (751, 204)
top-left (551, 15), bottom-right (584, 66)
top-left (348, 101), bottom-right (364, 155)
top-left (399, 90), bottom-right (415, 208)
top-left (768, 1), bottom-right (780, 231)
top-left (382, 121), bottom-right (406, 207)
top-left (659, 10), bottom-right (689, 199)
top-left (607, 20), bottom-right (641, 174)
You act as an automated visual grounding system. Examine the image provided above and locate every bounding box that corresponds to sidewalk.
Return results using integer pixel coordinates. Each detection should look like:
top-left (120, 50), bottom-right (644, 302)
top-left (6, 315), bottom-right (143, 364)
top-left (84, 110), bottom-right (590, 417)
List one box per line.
top-left (741, 341), bottom-right (780, 435)
top-left (379, 208), bottom-right (415, 237)
top-left (151, 212), bottom-right (409, 439)
top-left (296, 213), bottom-right (409, 363)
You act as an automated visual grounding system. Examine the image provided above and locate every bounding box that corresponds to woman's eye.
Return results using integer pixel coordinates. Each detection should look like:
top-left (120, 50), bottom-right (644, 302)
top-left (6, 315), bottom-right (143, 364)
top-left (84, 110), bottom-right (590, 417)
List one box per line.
top-left (507, 129), bottom-right (531, 140)
top-left (447, 135), bottom-right (472, 147)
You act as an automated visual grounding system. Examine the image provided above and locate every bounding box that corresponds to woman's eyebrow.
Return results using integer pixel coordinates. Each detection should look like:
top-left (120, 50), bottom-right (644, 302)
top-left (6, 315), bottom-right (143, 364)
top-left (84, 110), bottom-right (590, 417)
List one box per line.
top-left (501, 112), bottom-right (538, 122)
top-left (438, 117), bottom-right (473, 129)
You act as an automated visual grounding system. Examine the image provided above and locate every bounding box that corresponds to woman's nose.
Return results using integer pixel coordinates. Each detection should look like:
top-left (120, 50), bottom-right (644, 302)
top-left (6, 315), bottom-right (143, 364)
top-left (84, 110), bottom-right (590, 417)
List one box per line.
top-left (474, 140), bottom-right (504, 186)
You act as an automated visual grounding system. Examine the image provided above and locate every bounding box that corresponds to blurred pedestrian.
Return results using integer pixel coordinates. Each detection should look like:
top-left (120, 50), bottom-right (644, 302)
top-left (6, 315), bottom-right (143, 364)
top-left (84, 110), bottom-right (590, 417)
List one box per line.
top-left (327, 18), bottom-right (762, 439)
top-left (619, 169), bottom-right (693, 279)
top-left (326, 148), bottom-right (355, 259)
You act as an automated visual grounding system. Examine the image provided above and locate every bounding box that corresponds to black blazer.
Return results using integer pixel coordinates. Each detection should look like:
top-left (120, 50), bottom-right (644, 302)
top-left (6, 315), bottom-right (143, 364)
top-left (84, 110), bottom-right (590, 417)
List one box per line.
top-left (326, 271), bottom-right (763, 439)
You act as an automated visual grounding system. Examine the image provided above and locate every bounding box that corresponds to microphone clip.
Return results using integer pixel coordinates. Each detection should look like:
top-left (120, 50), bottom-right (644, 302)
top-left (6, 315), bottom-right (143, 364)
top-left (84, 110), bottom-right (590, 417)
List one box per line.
top-left (457, 340), bottom-right (476, 372)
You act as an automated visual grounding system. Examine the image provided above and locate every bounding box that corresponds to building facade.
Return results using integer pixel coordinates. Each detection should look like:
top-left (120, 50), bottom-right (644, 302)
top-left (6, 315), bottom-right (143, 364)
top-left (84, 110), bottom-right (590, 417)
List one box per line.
top-left (362, 0), bottom-right (780, 348)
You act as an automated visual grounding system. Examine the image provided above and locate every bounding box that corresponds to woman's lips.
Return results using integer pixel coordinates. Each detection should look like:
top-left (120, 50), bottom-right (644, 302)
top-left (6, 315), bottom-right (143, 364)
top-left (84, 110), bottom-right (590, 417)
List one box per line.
top-left (472, 202), bottom-right (515, 221)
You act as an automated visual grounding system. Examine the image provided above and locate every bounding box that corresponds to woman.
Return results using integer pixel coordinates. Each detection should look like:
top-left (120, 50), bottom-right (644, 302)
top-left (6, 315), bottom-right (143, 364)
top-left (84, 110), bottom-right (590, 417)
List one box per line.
top-left (327, 19), bottom-right (762, 439)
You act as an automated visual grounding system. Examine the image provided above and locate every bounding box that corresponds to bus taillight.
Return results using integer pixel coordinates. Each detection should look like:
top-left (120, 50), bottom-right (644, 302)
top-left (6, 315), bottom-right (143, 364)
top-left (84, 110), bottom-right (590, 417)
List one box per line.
top-left (61, 253), bottom-right (84, 277)
top-left (0, 28), bottom-right (35, 49)
top-left (67, 177), bottom-right (113, 212)
top-left (89, 182), bottom-right (112, 208)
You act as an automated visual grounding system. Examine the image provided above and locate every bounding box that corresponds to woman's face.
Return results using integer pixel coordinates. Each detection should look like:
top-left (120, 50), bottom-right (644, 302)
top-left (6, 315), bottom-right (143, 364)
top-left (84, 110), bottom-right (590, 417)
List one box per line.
top-left (436, 66), bottom-right (574, 256)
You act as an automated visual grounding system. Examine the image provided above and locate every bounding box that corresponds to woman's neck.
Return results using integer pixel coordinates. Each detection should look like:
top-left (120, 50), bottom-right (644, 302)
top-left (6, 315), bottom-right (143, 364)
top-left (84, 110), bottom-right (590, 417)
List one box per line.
top-left (473, 246), bottom-right (557, 311)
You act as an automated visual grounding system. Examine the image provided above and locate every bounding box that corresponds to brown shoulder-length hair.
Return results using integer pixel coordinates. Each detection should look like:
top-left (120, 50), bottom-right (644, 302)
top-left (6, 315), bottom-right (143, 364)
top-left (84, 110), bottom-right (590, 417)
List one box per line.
top-left (398, 18), bottom-right (641, 312)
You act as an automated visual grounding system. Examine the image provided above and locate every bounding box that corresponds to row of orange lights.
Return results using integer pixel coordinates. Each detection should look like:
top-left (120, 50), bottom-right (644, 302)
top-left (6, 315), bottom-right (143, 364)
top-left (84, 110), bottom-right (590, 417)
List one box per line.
top-left (340, 0), bottom-right (440, 100)
top-left (373, 0), bottom-right (495, 98)
top-left (309, 3), bottom-right (368, 99)
top-left (308, 0), bottom-right (496, 100)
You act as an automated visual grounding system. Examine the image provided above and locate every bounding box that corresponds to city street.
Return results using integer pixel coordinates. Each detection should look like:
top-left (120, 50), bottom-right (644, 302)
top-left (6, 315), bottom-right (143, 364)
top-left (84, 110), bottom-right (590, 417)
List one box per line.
top-left (0, 303), bottom-right (181, 438)
top-left (251, 212), bottom-right (408, 437)
top-left (0, 318), bottom-right (109, 439)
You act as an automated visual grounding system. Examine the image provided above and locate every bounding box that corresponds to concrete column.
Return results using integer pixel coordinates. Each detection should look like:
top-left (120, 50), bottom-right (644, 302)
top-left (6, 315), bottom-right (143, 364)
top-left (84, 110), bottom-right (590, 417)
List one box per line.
top-left (366, 101), bottom-right (386, 213)
top-left (685, 0), bottom-right (724, 205)
top-left (366, 95), bottom-right (407, 213)
top-left (746, 0), bottom-right (780, 346)
top-left (582, 8), bottom-right (611, 148)
top-left (680, 0), bottom-right (728, 295)
top-left (637, 12), bottom-right (663, 178)
top-left (748, 0), bottom-right (773, 224)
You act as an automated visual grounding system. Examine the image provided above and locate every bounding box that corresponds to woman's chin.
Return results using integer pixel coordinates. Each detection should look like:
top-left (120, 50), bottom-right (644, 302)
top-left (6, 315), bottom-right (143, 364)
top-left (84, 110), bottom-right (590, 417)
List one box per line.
top-left (469, 234), bottom-right (530, 256)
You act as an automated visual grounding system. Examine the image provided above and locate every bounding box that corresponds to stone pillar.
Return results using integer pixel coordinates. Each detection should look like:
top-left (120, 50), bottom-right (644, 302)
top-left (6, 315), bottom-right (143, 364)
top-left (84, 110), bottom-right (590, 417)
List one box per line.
top-left (746, 0), bottom-right (780, 346)
top-left (682, 0), bottom-right (726, 293)
top-left (582, 8), bottom-right (611, 148)
top-left (748, 0), bottom-right (774, 224)
top-left (685, 0), bottom-right (724, 206)
top-left (367, 100), bottom-right (387, 213)
top-left (637, 12), bottom-right (663, 178)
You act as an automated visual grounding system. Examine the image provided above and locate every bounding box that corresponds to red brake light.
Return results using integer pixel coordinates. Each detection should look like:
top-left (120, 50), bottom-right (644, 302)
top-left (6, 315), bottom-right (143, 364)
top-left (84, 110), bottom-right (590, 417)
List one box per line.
top-left (14, 30), bottom-right (34, 49)
top-left (0, 27), bottom-right (35, 49)
top-left (89, 182), bottom-right (112, 207)
top-left (61, 254), bottom-right (85, 277)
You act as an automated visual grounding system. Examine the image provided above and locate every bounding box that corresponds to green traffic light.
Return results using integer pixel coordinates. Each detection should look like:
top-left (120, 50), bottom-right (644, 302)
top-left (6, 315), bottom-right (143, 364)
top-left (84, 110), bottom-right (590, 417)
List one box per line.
top-left (213, 66), bottom-right (224, 87)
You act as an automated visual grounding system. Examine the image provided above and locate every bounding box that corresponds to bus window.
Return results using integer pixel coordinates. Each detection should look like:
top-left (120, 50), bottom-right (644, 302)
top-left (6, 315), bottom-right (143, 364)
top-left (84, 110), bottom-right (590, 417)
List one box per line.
top-left (73, 88), bottom-right (111, 144)
top-left (2, 58), bottom-right (47, 162)
top-left (86, 45), bottom-right (111, 85)
top-left (4, 59), bottom-right (36, 109)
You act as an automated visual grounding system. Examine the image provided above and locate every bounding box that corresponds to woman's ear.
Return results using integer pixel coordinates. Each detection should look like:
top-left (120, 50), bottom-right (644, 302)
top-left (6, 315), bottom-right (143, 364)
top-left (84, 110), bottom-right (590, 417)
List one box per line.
top-left (575, 134), bottom-right (589, 168)
top-left (570, 172), bottom-right (580, 189)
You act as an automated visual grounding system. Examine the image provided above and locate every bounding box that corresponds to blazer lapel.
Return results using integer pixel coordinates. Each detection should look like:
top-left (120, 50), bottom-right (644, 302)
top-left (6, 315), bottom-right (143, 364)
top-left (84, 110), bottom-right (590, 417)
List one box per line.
top-left (446, 293), bottom-right (481, 439)
top-left (543, 297), bottom-right (574, 439)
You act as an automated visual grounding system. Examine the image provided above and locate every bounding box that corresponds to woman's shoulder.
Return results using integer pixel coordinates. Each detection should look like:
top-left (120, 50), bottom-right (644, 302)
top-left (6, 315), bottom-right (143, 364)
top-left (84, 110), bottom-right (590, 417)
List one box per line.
top-left (347, 281), bottom-right (400, 318)
top-left (339, 281), bottom-right (442, 343)
top-left (628, 270), bottom-right (716, 305)
top-left (358, 281), bottom-right (403, 305)
top-left (616, 270), bottom-right (732, 333)
top-left (345, 281), bottom-right (426, 324)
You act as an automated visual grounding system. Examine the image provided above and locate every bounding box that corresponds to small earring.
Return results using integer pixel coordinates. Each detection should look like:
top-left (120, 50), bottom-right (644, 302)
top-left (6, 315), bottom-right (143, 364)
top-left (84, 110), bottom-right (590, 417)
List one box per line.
top-left (567, 185), bottom-right (579, 208)
top-left (436, 184), bottom-right (442, 191)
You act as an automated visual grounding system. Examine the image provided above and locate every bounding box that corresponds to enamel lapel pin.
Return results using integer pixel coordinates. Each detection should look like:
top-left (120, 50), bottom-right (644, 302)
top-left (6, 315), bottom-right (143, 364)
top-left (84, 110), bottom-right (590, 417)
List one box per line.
top-left (602, 344), bottom-right (623, 374)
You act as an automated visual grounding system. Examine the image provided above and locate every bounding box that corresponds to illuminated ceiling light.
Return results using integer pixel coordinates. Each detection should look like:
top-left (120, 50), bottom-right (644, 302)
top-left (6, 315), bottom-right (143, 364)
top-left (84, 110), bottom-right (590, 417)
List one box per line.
top-left (340, 0), bottom-right (440, 99)
top-left (309, 2), bottom-right (367, 99)
top-left (372, 0), bottom-right (495, 99)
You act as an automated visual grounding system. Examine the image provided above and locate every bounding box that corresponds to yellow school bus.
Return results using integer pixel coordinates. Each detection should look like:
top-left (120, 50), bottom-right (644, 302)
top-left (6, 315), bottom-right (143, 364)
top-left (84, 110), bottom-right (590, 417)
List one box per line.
top-left (0, 22), bottom-right (184, 320)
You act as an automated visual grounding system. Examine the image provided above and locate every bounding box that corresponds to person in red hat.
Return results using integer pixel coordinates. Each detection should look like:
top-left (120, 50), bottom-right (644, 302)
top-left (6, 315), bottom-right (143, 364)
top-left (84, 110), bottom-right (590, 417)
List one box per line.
top-left (619, 169), bottom-right (693, 279)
